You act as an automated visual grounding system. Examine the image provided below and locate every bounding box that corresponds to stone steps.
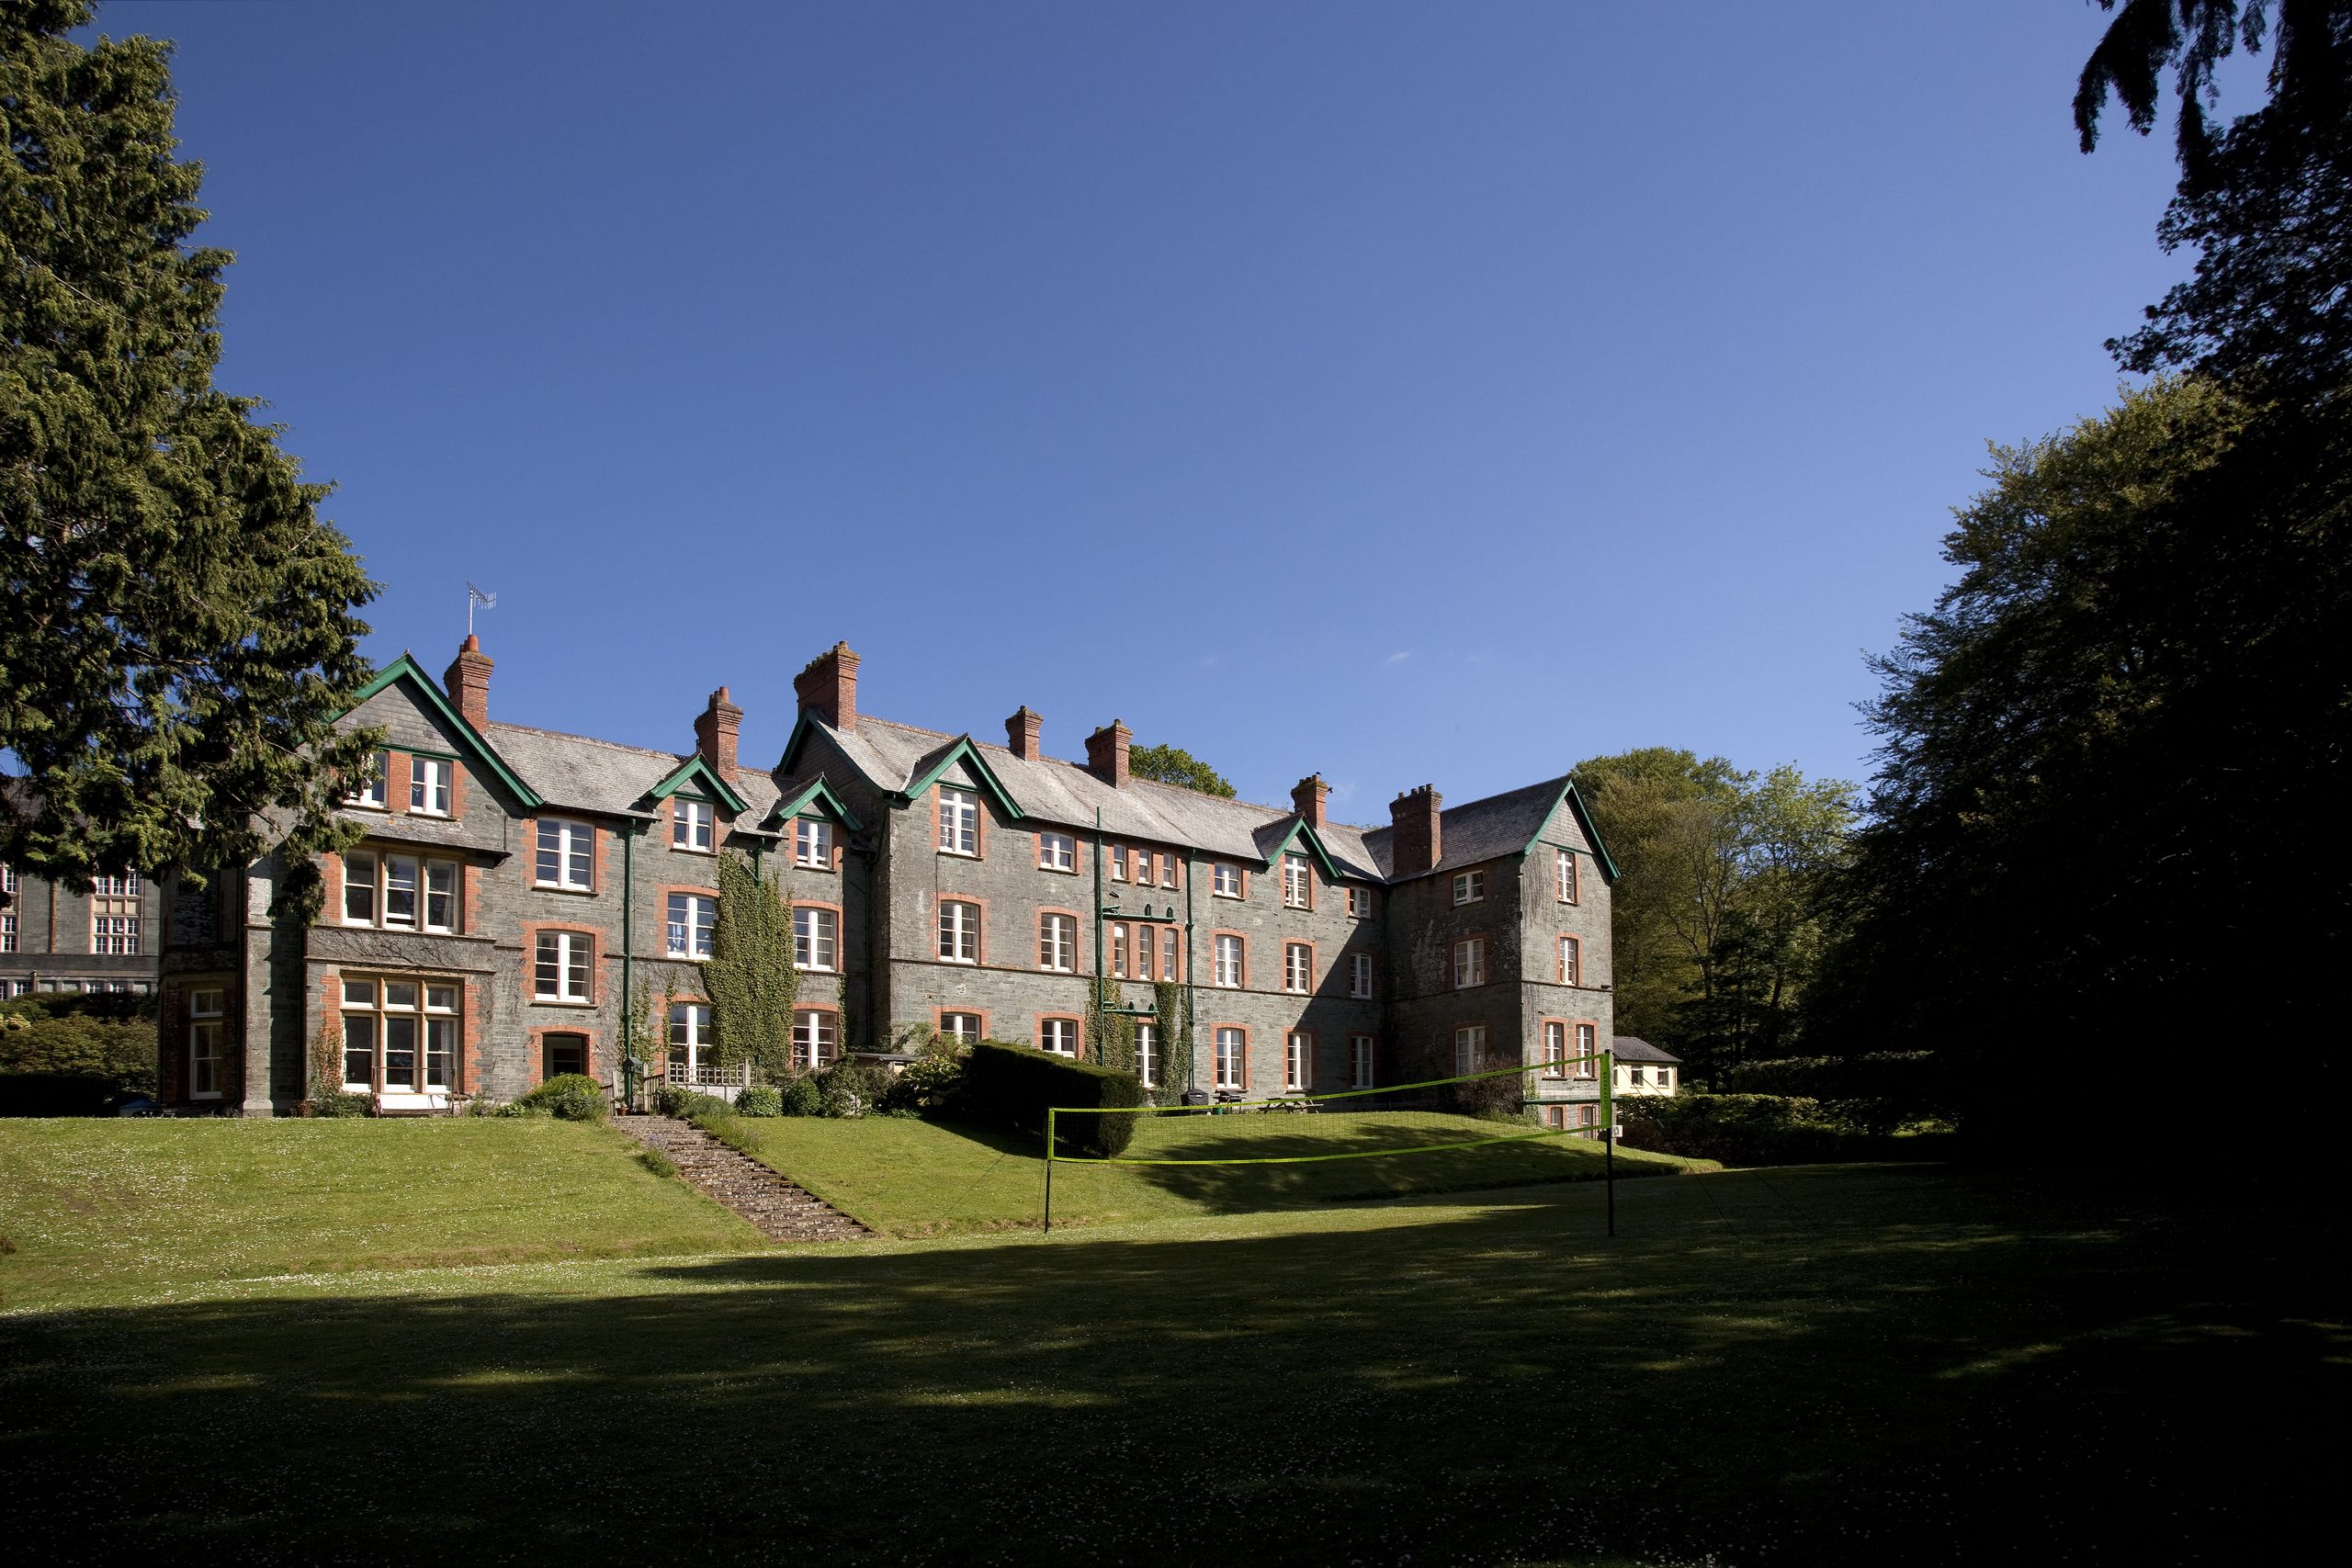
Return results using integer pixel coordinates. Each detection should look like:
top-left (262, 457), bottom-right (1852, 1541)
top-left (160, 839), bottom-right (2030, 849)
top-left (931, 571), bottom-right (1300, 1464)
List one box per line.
top-left (618, 1114), bottom-right (871, 1243)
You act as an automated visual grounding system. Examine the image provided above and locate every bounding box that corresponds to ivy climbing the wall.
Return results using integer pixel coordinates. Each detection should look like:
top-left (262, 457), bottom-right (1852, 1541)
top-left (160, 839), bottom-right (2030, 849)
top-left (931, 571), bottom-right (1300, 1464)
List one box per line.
top-left (707, 852), bottom-right (797, 1084)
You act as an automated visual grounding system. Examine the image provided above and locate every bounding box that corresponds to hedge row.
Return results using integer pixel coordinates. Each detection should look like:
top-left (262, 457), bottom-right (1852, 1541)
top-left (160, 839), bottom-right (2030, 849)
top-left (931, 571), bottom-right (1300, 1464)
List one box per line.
top-left (0, 1013), bottom-right (157, 1104)
top-left (961, 1040), bottom-right (1143, 1156)
top-left (1617, 1092), bottom-right (1956, 1167)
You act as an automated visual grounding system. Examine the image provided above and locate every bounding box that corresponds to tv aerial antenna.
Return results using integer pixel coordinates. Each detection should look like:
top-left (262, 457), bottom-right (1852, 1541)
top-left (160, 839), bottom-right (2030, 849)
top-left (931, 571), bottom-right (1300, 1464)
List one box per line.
top-left (466, 581), bottom-right (497, 636)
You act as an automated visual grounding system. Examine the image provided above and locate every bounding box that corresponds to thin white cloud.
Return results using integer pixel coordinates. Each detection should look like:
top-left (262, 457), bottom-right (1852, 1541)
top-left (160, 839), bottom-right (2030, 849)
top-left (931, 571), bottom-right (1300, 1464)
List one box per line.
top-left (1383, 650), bottom-right (1413, 666)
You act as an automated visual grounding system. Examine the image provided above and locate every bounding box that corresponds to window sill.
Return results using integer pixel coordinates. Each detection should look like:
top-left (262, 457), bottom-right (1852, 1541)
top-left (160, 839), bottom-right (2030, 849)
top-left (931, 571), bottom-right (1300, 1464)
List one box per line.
top-left (673, 845), bottom-right (716, 856)
top-left (937, 956), bottom-right (978, 965)
top-left (344, 802), bottom-right (390, 814)
top-left (535, 883), bottom-right (596, 895)
top-left (1037, 864), bottom-right (1078, 875)
top-left (793, 861), bottom-right (836, 874)
top-left (532, 997), bottom-right (595, 1008)
top-left (664, 953), bottom-right (710, 964)
top-left (410, 810), bottom-right (453, 821)
top-left (938, 849), bottom-right (980, 860)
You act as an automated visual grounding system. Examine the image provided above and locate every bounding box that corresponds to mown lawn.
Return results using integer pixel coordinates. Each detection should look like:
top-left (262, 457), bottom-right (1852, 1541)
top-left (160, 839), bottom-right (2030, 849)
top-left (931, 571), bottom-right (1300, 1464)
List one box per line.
top-left (709, 1109), bottom-right (1697, 1235)
top-left (0, 1156), bottom-right (2332, 1565)
top-left (0, 1118), bottom-right (763, 1308)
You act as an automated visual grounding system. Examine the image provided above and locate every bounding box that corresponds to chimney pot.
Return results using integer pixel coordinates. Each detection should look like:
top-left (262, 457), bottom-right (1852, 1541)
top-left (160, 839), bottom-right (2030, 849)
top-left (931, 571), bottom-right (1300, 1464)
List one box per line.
top-left (695, 685), bottom-right (743, 783)
top-left (793, 641), bottom-right (860, 733)
top-left (1292, 773), bottom-right (1329, 829)
top-left (1388, 784), bottom-right (1443, 877)
top-left (1007, 706), bottom-right (1044, 762)
top-left (1085, 720), bottom-right (1133, 789)
top-left (444, 637), bottom-right (493, 728)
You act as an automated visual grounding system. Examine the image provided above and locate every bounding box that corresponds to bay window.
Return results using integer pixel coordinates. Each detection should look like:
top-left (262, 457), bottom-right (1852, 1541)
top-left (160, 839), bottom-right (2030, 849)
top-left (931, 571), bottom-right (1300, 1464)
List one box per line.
top-left (340, 977), bottom-right (458, 1093)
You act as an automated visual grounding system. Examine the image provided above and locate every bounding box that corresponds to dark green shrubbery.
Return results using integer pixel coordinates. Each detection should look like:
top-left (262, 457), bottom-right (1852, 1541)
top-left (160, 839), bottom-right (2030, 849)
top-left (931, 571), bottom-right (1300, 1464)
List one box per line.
top-left (1715, 1052), bottom-right (1953, 1134)
top-left (735, 1084), bottom-right (785, 1118)
top-left (817, 1056), bottom-right (889, 1118)
top-left (961, 1040), bottom-right (1143, 1156)
top-left (650, 1082), bottom-right (737, 1120)
top-left (504, 1073), bottom-right (608, 1123)
top-left (1617, 1092), bottom-right (1955, 1167)
top-left (309, 1090), bottom-right (372, 1118)
top-left (779, 1076), bottom-right (821, 1117)
top-left (0, 1009), bottom-right (157, 1101)
top-left (880, 1051), bottom-right (964, 1115)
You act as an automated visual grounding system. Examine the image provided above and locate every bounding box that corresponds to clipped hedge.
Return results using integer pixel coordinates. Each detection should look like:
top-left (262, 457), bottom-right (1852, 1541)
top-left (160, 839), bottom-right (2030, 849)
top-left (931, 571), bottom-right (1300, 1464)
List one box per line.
top-left (961, 1040), bottom-right (1143, 1156)
top-left (1617, 1092), bottom-right (1955, 1167)
top-left (1716, 1052), bottom-right (1953, 1132)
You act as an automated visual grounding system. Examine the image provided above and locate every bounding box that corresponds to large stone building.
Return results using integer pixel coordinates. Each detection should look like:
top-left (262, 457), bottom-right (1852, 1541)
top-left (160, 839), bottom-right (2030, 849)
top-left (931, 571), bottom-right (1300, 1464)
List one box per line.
top-left (154, 637), bottom-right (1618, 1120)
top-left (2, 857), bottom-right (163, 1000)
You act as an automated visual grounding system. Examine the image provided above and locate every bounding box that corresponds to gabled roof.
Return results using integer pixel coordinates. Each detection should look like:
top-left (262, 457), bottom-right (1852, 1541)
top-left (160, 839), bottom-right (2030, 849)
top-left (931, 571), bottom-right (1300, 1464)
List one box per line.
top-left (768, 774), bottom-right (863, 834)
top-left (1254, 817), bottom-right (1345, 880)
top-left (346, 654), bottom-right (543, 809)
top-left (1611, 1036), bottom-right (1681, 1065)
top-left (1360, 774), bottom-right (1620, 884)
top-left (644, 754), bottom-right (749, 816)
top-left (897, 735), bottom-right (1025, 821)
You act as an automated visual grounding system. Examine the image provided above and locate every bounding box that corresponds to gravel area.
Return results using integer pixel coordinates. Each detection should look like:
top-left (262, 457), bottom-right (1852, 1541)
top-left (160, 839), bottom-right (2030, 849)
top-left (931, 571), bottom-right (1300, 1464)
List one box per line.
top-left (617, 1115), bottom-right (871, 1242)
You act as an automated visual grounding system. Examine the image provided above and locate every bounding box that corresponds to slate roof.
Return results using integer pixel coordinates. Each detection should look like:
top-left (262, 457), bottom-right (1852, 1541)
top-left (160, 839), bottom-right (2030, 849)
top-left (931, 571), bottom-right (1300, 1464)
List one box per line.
top-left (1611, 1036), bottom-right (1681, 1065)
top-left (1358, 774), bottom-right (1575, 881)
top-left (483, 722), bottom-right (782, 829)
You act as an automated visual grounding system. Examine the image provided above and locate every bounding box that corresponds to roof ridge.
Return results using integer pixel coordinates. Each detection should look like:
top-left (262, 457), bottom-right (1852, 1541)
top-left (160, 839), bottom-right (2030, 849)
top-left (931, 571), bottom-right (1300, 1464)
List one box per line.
top-left (485, 720), bottom-right (685, 762)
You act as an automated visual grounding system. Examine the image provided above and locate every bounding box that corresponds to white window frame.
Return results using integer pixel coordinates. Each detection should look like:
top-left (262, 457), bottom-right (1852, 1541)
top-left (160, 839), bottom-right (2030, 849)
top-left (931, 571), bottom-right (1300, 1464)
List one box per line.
top-left (536, 818), bottom-right (594, 890)
top-left (1576, 1023), bottom-right (1598, 1080)
top-left (1284, 1032), bottom-right (1309, 1092)
top-left (1037, 831), bottom-right (1075, 873)
top-left (1039, 1017), bottom-right (1079, 1057)
top-left (937, 899), bottom-right (980, 964)
top-left (667, 1003), bottom-right (745, 1089)
top-left (1039, 912), bottom-right (1076, 973)
top-left (1212, 863), bottom-right (1240, 898)
top-left (1350, 1034), bottom-right (1374, 1089)
top-left (1214, 933), bottom-right (1243, 988)
top-left (349, 752), bottom-right (390, 810)
top-left (535, 931), bottom-right (593, 1003)
top-left (937, 787), bottom-right (979, 856)
top-left (666, 892), bottom-right (716, 960)
top-left (940, 1011), bottom-right (983, 1046)
top-left (1, 910), bottom-right (16, 954)
top-left (1544, 1021), bottom-right (1567, 1079)
top-left (672, 797), bottom-right (716, 853)
top-left (1159, 928), bottom-right (1180, 982)
top-left (1108, 844), bottom-right (1127, 882)
top-left (410, 756), bottom-right (453, 817)
top-left (792, 1008), bottom-right (840, 1071)
top-left (1347, 886), bottom-right (1373, 919)
top-left (1136, 1022), bottom-right (1159, 1089)
top-left (1454, 1024), bottom-right (1487, 1078)
top-left (1558, 934), bottom-right (1580, 986)
top-left (1283, 854), bottom-right (1310, 909)
top-left (793, 906), bottom-right (838, 972)
top-left (1556, 848), bottom-right (1579, 904)
top-left (1453, 936), bottom-right (1486, 989)
top-left (1214, 1026), bottom-right (1244, 1089)
top-left (1350, 952), bottom-right (1374, 998)
top-left (1453, 869), bottom-right (1485, 906)
top-left (1283, 942), bottom-right (1310, 995)
top-left (188, 987), bottom-right (225, 1100)
top-left (1111, 921), bottom-right (1129, 978)
top-left (795, 818), bottom-right (835, 870)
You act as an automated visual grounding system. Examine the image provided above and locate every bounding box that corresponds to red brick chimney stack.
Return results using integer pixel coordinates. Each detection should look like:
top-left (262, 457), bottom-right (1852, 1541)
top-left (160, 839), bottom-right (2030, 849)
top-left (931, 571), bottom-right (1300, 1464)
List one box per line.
top-left (445, 635), bottom-right (492, 728)
top-left (1389, 784), bottom-right (1442, 876)
top-left (1007, 706), bottom-right (1044, 761)
top-left (695, 686), bottom-right (742, 783)
top-left (1292, 773), bottom-right (1329, 829)
top-left (794, 641), bottom-right (860, 733)
top-left (1085, 720), bottom-right (1133, 788)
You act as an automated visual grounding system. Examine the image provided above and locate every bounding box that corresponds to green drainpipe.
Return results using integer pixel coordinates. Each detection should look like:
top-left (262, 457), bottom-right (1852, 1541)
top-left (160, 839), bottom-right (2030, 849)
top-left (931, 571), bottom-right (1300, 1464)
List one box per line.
top-left (620, 821), bottom-right (637, 1106)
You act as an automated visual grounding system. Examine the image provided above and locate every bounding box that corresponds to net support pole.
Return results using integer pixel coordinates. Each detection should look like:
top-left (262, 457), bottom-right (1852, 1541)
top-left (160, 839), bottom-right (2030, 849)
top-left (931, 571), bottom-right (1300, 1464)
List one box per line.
top-left (1044, 1108), bottom-right (1056, 1235)
top-left (1602, 1048), bottom-right (1615, 1239)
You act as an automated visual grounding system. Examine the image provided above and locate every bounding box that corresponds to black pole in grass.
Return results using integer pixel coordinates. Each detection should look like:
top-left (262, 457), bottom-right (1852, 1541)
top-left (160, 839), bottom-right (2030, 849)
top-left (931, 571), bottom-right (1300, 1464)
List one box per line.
top-left (1602, 1048), bottom-right (1615, 1238)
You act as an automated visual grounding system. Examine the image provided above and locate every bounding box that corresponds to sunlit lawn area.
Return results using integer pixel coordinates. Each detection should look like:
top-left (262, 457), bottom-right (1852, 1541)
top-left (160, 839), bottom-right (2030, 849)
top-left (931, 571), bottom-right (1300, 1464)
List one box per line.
top-left (0, 1119), bottom-right (763, 1308)
top-left (0, 1145), bottom-right (2329, 1565)
top-left (712, 1109), bottom-right (1697, 1236)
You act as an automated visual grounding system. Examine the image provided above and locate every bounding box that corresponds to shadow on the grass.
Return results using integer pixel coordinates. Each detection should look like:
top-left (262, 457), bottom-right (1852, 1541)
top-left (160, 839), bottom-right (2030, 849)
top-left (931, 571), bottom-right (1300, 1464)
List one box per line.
top-left (0, 1167), bottom-right (2327, 1568)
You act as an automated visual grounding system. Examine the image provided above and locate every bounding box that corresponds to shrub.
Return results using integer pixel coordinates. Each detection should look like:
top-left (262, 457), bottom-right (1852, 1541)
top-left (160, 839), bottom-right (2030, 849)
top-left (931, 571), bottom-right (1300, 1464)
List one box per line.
top-left (0, 1071), bottom-right (125, 1117)
top-left (505, 1072), bottom-right (608, 1123)
top-left (638, 1145), bottom-right (679, 1179)
top-left (817, 1055), bottom-right (888, 1119)
top-left (0, 1014), bottom-right (157, 1100)
top-left (1716, 1052), bottom-right (1953, 1133)
top-left (736, 1084), bottom-right (784, 1118)
top-left (961, 1039), bottom-right (1143, 1156)
top-left (1617, 1092), bottom-right (1954, 1167)
top-left (309, 1090), bottom-right (373, 1119)
top-left (779, 1076), bottom-right (821, 1117)
top-left (877, 1052), bottom-right (964, 1115)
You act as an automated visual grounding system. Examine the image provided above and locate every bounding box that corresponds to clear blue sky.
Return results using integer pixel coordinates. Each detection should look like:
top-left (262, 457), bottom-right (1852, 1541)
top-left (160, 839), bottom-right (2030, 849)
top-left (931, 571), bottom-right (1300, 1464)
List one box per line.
top-left (96, 1), bottom-right (2198, 820)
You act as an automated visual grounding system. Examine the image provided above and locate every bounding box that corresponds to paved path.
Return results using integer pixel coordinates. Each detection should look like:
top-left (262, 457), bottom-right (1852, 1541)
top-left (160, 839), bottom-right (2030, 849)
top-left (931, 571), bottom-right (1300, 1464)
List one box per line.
top-left (618, 1114), bottom-right (871, 1243)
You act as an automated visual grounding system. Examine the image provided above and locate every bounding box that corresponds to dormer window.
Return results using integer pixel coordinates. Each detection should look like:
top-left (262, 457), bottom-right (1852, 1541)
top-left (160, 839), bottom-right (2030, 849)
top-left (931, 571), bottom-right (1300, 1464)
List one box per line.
top-left (938, 787), bottom-right (978, 856)
top-left (410, 756), bottom-right (452, 816)
top-left (673, 798), bottom-right (715, 852)
top-left (1283, 854), bottom-right (1311, 908)
top-left (795, 818), bottom-right (835, 870)
top-left (348, 751), bottom-right (389, 809)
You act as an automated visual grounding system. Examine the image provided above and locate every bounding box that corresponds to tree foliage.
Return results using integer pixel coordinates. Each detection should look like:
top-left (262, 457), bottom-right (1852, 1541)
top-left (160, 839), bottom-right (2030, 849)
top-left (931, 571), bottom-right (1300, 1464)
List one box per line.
top-left (1128, 743), bottom-right (1236, 797)
top-left (1571, 749), bottom-right (1853, 1088)
top-left (0, 0), bottom-right (379, 889)
top-left (707, 852), bottom-right (797, 1081)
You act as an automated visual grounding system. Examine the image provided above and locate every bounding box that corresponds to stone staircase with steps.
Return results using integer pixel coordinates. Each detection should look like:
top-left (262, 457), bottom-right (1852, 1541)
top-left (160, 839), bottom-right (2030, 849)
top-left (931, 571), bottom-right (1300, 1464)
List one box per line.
top-left (620, 1115), bottom-right (871, 1243)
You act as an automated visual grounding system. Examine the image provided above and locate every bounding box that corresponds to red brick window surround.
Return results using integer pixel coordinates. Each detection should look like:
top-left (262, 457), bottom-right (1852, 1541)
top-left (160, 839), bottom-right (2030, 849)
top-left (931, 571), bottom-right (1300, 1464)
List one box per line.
top-left (938, 1010), bottom-right (986, 1046)
top-left (1211, 863), bottom-right (1243, 899)
top-left (347, 750), bottom-right (390, 810)
top-left (793, 1007), bottom-right (842, 1070)
top-left (672, 796), bottom-right (716, 854)
top-left (1213, 931), bottom-right (1246, 989)
top-left (1284, 1030), bottom-right (1314, 1091)
top-left (1557, 934), bottom-right (1581, 986)
top-left (1575, 1021), bottom-right (1599, 1079)
top-left (1542, 1019), bottom-right (1569, 1078)
top-left (664, 889), bottom-right (718, 960)
top-left (1283, 942), bottom-right (1313, 995)
top-left (536, 818), bottom-right (595, 891)
top-left (793, 903), bottom-right (841, 971)
top-left (1213, 1025), bottom-right (1248, 1089)
top-left (1038, 1015), bottom-right (1080, 1057)
top-left (532, 929), bottom-right (594, 1004)
top-left (339, 975), bottom-right (460, 1093)
top-left (1109, 844), bottom-right (1128, 882)
top-left (410, 755), bottom-right (454, 818)
top-left (793, 818), bottom-right (837, 872)
top-left (1037, 830), bottom-right (1077, 874)
top-left (1350, 952), bottom-right (1374, 998)
top-left (1347, 886), bottom-right (1374, 919)
top-left (938, 898), bottom-right (982, 964)
top-left (1039, 911), bottom-right (1079, 973)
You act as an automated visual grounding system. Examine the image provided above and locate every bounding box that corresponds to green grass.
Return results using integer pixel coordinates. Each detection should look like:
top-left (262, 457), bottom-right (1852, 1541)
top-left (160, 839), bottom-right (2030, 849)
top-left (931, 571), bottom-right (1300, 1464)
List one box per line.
top-left (0, 1118), bottom-right (763, 1307)
top-left (707, 1109), bottom-right (1698, 1235)
top-left (0, 1159), bottom-right (2330, 1564)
